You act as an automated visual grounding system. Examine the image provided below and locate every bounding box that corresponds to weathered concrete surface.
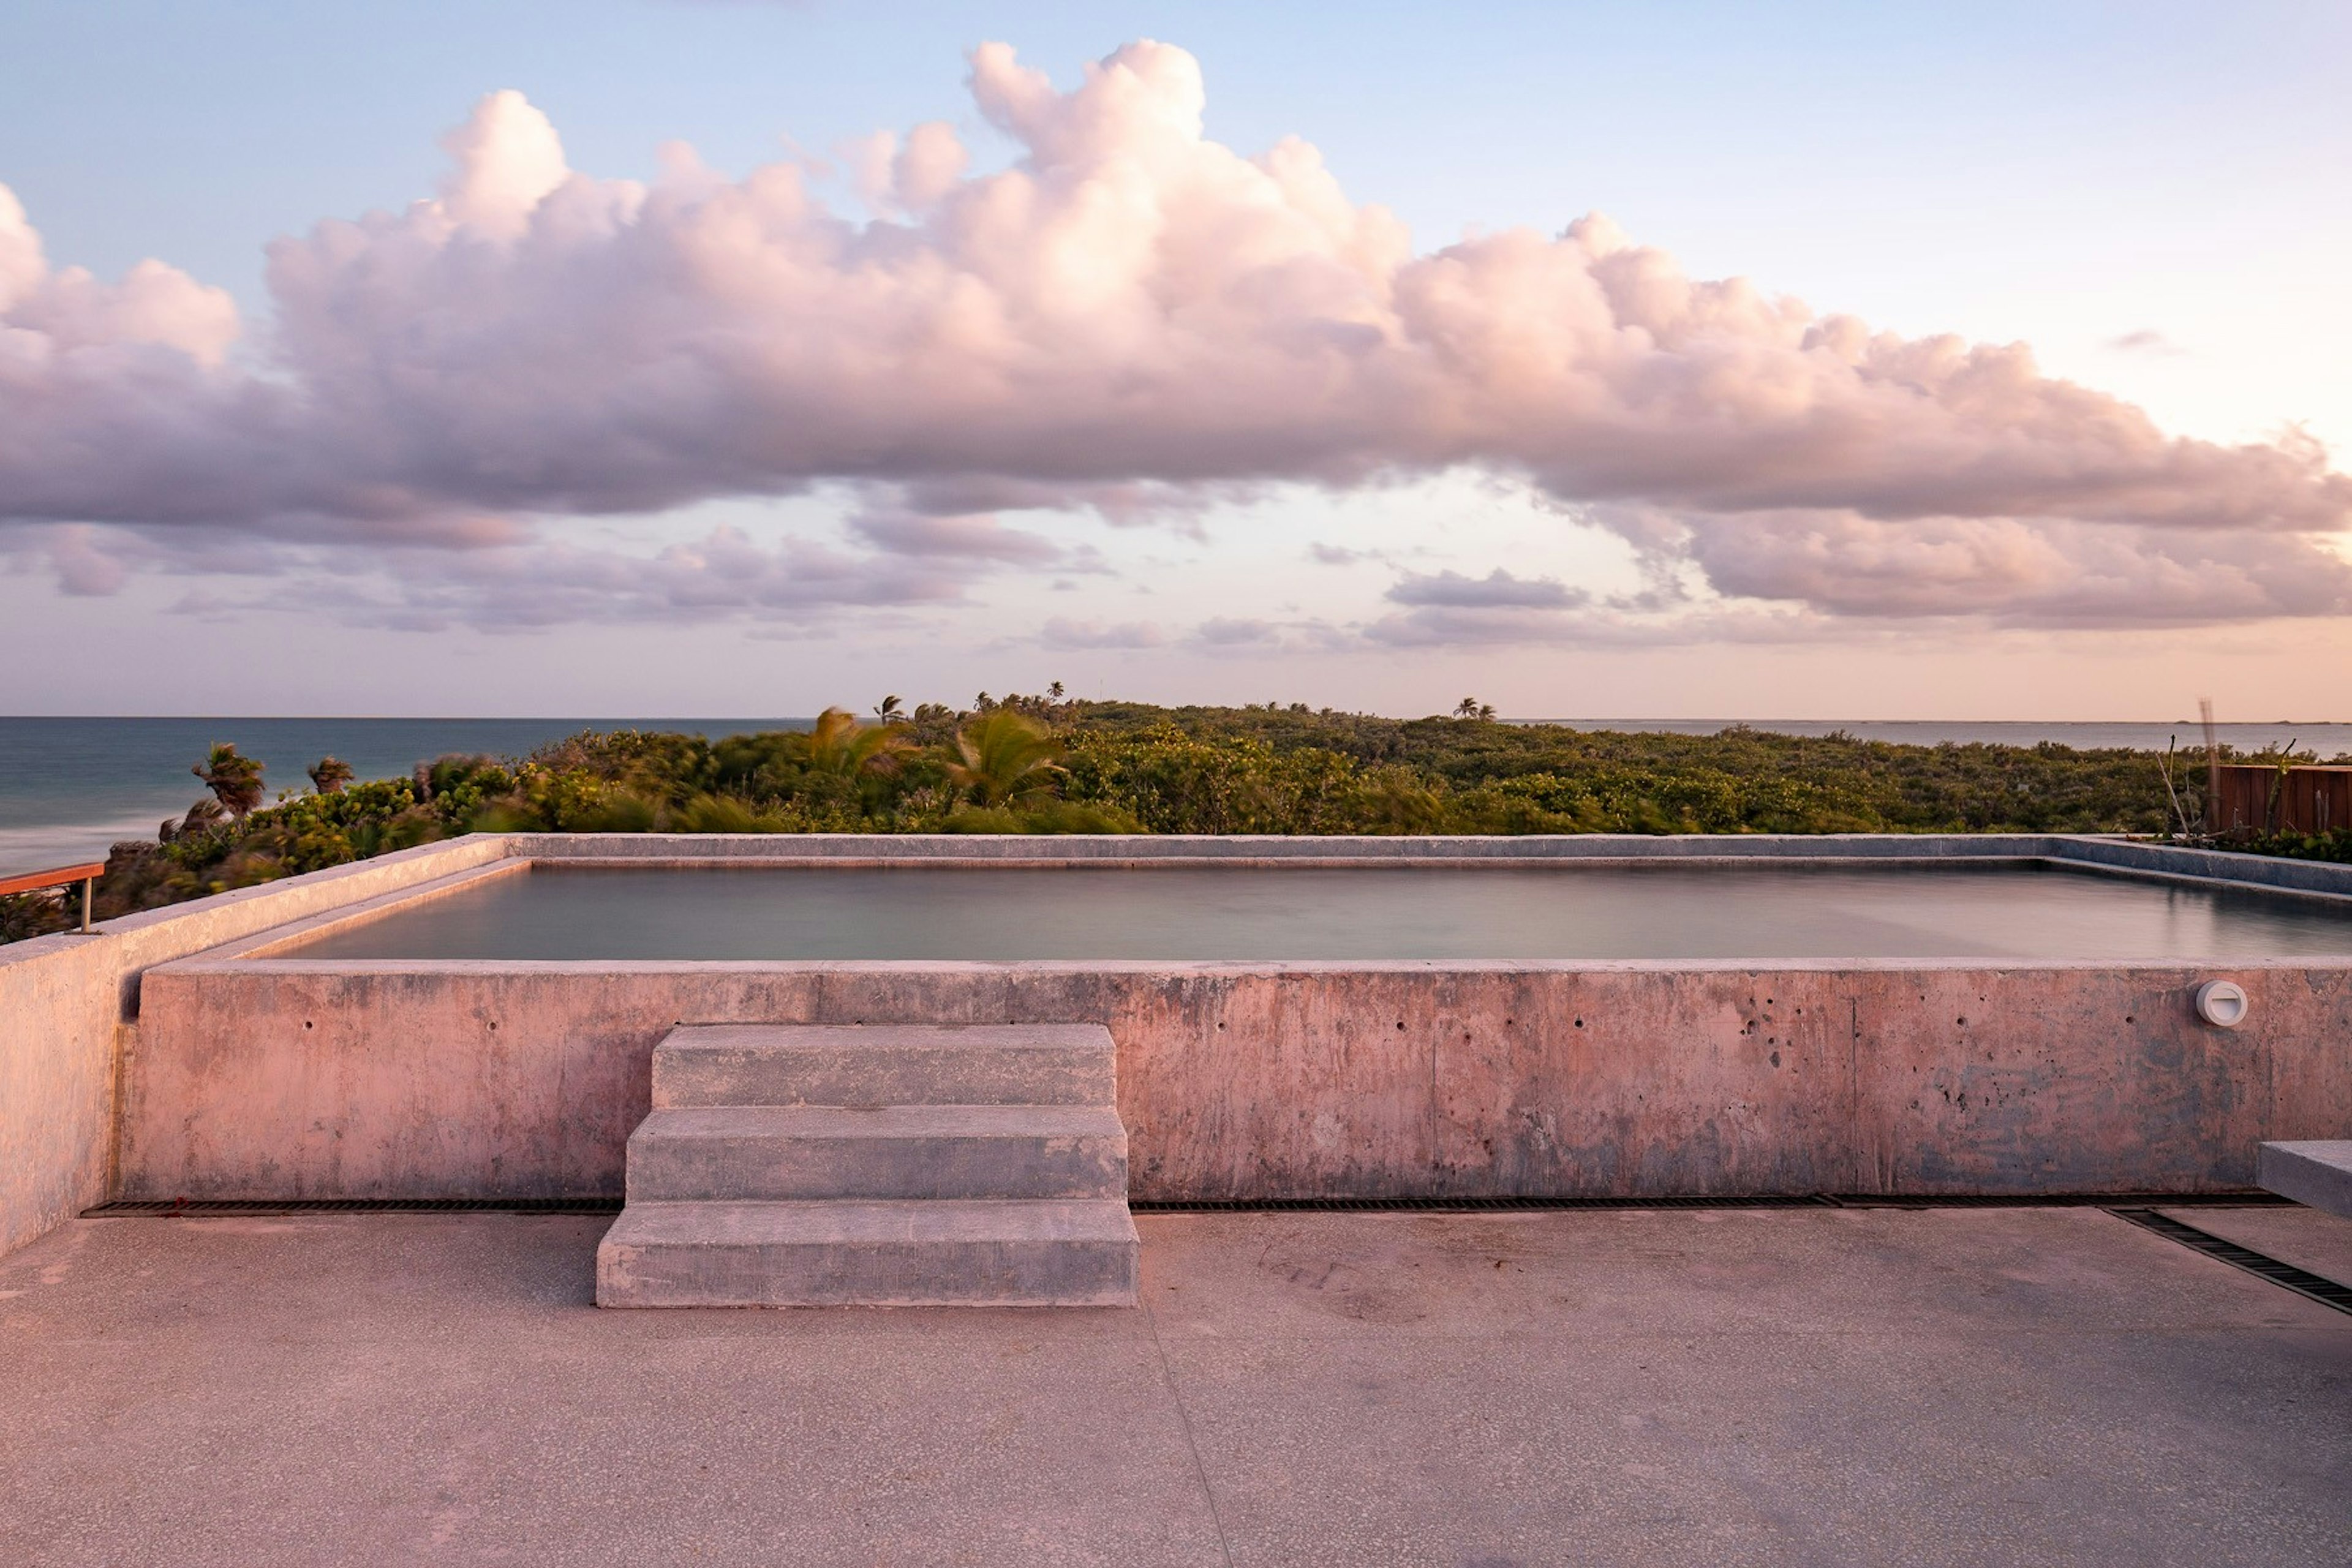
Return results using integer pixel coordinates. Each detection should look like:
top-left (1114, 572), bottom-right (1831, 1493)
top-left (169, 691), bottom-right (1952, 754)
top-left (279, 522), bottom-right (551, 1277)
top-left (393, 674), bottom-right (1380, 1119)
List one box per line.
top-left (654, 1022), bottom-right (1118, 1106)
top-left (622, 1104), bottom-right (1131, 1202)
top-left (1, 1208), bottom-right (2345, 1565)
top-left (596, 1198), bottom-right (1142, 1307)
top-left (0, 837), bottom-right (513, 1260)
top-left (126, 960), bottom-right (2352, 1200)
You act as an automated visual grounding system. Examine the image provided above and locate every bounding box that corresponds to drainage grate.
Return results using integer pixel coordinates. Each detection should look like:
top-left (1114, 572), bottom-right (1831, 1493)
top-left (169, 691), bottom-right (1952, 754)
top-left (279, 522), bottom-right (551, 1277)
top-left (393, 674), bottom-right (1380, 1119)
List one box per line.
top-left (1129, 1190), bottom-right (2288, 1215)
top-left (82, 1197), bottom-right (624, 1217)
top-left (1131, 1194), bottom-right (1836, 1213)
top-left (1825, 1190), bottom-right (2291, 1210)
top-left (82, 1191), bottom-right (2292, 1220)
top-left (2108, 1208), bottom-right (2352, 1316)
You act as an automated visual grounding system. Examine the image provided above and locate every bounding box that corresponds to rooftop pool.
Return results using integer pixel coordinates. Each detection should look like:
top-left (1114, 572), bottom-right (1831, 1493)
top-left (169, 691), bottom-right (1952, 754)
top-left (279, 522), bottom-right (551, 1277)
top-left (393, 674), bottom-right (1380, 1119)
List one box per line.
top-left (274, 861), bottom-right (2352, 962)
top-left (108, 835), bottom-right (2352, 1207)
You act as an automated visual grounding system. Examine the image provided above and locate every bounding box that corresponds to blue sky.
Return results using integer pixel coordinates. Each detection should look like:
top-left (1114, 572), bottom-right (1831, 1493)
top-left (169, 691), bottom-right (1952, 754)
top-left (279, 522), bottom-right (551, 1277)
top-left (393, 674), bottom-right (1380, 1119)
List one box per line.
top-left (2, 1), bottom-right (2347, 717)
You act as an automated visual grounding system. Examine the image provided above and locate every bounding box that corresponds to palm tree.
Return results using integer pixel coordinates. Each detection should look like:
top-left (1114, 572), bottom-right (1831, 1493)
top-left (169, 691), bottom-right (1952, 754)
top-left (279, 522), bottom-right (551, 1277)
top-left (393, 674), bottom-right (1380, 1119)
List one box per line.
top-left (1453, 697), bottom-right (1496, 721)
top-left (800, 707), bottom-right (913, 778)
top-left (307, 756), bottom-right (355, 794)
top-left (193, 744), bottom-right (265, 817)
top-left (873, 695), bottom-right (905, 723)
top-left (161, 797), bottom-right (227, 842)
top-left (946, 710), bottom-right (1065, 806)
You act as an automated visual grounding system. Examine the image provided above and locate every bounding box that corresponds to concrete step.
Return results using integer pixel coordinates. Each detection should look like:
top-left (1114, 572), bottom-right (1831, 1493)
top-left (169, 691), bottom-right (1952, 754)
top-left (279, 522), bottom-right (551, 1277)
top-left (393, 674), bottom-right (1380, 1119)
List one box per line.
top-left (595, 1199), bottom-right (1140, 1308)
top-left (624, 1104), bottom-right (1129, 1202)
top-left (2259, 1140), bottom-right (2352, 1219)
top-left (654, 1023), bottom-right (1116, 1109)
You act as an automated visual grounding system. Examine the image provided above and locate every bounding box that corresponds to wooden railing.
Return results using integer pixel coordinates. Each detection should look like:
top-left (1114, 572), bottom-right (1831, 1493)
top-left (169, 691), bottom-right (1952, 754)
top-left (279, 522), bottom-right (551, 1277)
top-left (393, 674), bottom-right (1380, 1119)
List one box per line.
top-left (0, 861), bottom-right (105, 932)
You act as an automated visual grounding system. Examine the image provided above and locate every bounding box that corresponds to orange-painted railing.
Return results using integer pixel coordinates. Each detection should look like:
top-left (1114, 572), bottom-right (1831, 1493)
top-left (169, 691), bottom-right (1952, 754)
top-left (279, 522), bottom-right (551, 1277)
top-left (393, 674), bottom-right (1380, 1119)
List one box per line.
top-left (0, 861), bottom-right (105, 932)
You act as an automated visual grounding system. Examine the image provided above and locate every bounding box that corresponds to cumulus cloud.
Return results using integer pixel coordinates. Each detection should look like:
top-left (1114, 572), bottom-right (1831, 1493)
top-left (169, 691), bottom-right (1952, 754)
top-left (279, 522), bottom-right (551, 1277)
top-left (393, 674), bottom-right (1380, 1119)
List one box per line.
top-left (193, 526), bottom-right (967, 634)
top-left (1386, 568), bottom-right (1583, 609)
top-left (846, 505), bottom-right (1064, 564)
top-left (1360, 508), bottom-right (2352, 647)
top-left (1570, 501), bottom-right (2352, 629)
top-left (1, 38), bottom-right (2346, 635)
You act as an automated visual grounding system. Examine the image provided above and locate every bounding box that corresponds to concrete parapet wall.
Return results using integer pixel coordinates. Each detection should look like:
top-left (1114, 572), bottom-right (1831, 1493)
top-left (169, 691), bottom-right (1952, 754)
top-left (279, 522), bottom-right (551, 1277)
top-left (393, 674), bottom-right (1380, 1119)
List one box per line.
top-left (507, 831), bottom-right (2083, 861)
top-left (0, 837), bottom-right (514, 1258)
top-left (125, 959), bottom-right (2352, 1202)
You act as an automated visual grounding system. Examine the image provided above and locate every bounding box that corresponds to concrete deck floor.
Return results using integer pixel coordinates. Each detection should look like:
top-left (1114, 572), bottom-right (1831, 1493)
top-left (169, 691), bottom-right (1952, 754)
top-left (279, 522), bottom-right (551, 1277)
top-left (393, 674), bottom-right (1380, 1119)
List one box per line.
top-left (2, 1206), bottom-right (2348, 1567)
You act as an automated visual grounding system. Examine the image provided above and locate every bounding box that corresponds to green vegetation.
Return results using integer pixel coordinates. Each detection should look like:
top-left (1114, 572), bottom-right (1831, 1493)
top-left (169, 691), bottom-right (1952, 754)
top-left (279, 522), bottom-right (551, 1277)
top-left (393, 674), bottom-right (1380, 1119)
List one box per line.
top-left (3, 696), bottom-right (2345, 943)
top-left (2233, 827), bottom-right (2352, 867)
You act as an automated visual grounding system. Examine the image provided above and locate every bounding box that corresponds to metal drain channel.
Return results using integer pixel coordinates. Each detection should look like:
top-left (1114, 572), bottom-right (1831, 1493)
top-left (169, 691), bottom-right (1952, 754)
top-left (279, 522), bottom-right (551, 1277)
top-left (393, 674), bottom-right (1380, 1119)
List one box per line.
top-left (1132, 1194), bottom-right (1830, 1213)
top-left (81, 1194), bottom-right (2345, 1315)
top-left (83, 1197), bottom-right (624, 1216)
top-left (1129, 1191), bottom-right (2291, 1214)
top-left (84, 1191), bottom-right (2290, 1219)
top-left (2107, 1208), bottom-right (2352, 1316)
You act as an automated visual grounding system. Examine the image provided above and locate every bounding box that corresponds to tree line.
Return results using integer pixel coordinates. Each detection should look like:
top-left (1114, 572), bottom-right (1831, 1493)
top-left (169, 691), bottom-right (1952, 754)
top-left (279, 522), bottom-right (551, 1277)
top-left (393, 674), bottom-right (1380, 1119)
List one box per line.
top-left (4, 696), bottom-right (2345, 941)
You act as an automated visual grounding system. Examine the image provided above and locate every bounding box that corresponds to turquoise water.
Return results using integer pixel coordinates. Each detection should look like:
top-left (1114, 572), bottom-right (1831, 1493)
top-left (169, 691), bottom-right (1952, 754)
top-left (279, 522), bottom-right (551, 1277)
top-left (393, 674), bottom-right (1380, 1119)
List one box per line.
top-left (279, 862), bottom-right (2352, 962)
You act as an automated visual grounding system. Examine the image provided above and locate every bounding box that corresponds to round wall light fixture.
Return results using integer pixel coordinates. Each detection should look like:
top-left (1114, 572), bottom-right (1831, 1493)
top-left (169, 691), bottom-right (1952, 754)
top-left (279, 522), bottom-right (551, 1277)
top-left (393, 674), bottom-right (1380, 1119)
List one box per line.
top-left (2193, 979), bottom-right (2249, 1029)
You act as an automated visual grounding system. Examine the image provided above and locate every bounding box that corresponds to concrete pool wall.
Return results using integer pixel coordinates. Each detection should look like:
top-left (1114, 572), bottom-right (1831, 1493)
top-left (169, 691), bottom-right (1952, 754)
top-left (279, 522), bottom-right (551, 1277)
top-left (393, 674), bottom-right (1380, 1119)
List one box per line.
top-left (7, 833), bottom-right (2352, 1259)
top-left (123, 956), bottom-right (2352, 1204)
top-left (0, 835), bottom-right (514, 1259)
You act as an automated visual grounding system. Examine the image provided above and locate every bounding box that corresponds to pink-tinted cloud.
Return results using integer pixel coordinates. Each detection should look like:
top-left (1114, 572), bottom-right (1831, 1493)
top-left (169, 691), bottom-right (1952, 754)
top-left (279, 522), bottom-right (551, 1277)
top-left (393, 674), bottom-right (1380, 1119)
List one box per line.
top-left (1363, 507), bottom-right (2352, 646)
top-left (166, 526), bottom-right (970, 634)
top-left (846, 506), bottom-right (1063, 565)
top-left (1, 39), bottom-right (2346, 634)
top-left (1387, 568), bottom-right (1583, 609)
top-left (2108, 329), bottom-right (2187, 357)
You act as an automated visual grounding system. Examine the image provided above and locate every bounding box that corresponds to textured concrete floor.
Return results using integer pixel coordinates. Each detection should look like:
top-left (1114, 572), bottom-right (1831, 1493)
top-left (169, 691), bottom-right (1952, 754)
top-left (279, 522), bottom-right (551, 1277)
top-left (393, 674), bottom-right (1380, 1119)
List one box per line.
top-left (1, 1207), bottom-right (2347, 1567)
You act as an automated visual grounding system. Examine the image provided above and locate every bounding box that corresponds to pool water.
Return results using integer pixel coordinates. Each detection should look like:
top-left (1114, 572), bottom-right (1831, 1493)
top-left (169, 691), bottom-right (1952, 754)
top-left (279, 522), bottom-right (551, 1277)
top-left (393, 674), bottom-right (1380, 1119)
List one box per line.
top-left (273, 862), bottom-right (2352, 962)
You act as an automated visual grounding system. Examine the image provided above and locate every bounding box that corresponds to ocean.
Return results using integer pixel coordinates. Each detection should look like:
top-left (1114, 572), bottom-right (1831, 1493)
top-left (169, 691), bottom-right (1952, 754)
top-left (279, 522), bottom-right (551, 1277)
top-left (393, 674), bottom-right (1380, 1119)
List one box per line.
top-left (3, 715), bottom-right (2346, 875)
top-left (0, 717), bottom-right (800, 873)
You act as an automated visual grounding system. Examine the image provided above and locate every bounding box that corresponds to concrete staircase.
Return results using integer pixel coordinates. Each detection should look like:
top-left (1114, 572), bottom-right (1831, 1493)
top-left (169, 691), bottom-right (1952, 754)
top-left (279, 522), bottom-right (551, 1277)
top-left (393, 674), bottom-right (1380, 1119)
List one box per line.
top-left (595, 1024), bottom-right (1139, 1308)
top-left (2260, 1140), bottom-right (2352, 1219)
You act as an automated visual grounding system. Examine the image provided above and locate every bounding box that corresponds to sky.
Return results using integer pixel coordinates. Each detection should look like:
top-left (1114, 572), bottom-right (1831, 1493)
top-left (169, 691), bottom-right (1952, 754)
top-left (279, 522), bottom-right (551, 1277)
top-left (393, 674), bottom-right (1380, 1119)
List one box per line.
top-left (2, 0), bottom-right (2348, 718)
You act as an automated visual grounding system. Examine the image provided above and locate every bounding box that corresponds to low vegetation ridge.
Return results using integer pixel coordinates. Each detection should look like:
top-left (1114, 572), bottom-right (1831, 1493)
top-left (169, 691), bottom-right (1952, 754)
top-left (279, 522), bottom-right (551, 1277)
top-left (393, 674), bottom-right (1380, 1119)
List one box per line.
top-left (6, 695), bottom-right (2348, 943)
